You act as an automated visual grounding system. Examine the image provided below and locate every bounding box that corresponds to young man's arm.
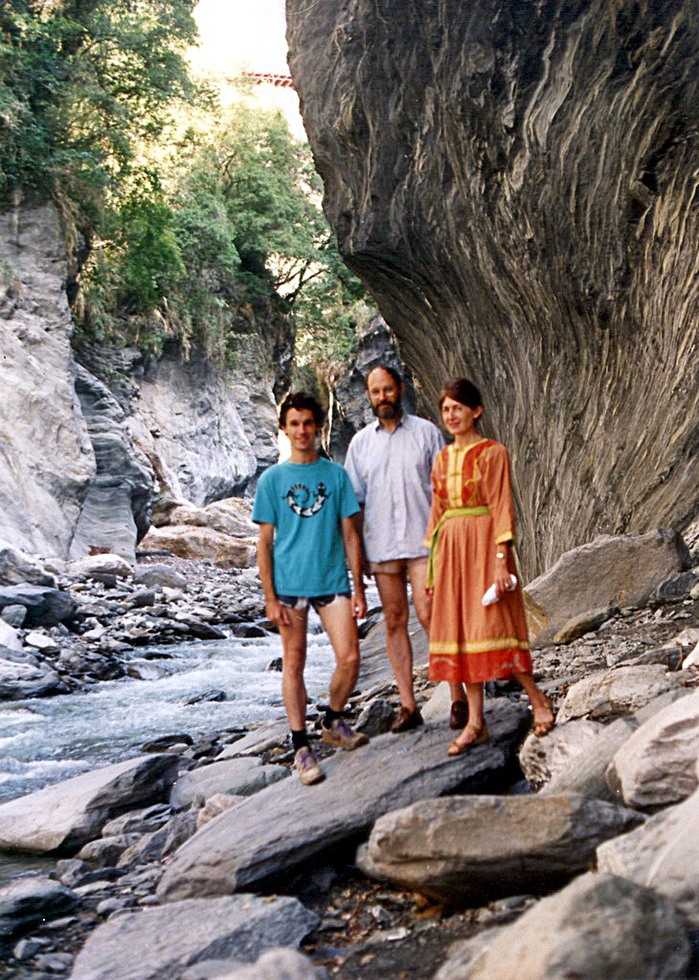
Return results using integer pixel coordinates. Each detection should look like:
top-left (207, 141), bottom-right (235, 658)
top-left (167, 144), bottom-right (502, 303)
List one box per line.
top-left (257, 522), bottom-right (290, 627)
top-left (342, 515), bottom-right (367, 620)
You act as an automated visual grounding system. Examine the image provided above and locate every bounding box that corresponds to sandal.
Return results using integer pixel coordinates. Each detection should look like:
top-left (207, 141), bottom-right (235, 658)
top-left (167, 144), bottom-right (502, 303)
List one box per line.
top-left (448, 723), bottom-right (489, 756)
top-left (532, 698), bottom-right (555, 738)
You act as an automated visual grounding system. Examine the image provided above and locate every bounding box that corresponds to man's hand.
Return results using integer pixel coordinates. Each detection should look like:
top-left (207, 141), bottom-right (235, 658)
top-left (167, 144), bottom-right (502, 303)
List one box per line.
top-left (265, 596), bottom-right (291, 627)
top-left (352, 589), bottom-right (367, 620)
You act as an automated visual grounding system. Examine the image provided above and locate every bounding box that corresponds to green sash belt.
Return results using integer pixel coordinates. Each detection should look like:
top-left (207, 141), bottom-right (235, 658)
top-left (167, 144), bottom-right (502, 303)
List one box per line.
top-left (426, 506), bottom-right (490, 588)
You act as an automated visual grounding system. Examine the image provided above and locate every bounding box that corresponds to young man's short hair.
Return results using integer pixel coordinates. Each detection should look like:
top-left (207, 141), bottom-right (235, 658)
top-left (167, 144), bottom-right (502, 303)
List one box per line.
top-left (279, 391), bottom-right (325, 428)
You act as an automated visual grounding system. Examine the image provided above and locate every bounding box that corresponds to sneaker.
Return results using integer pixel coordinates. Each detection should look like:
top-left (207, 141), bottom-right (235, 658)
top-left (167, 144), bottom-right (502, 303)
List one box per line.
top-left (294, 746), bottom-right (325, 785)
top-left (391, 706), bottom-right (424, 733)
top-left (321, 717), bottom-right (369, 750)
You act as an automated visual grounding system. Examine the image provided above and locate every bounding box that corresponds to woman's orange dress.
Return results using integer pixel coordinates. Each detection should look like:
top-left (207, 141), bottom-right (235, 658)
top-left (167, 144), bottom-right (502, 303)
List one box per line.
top-left (425, 438), bottom-right (532, 684)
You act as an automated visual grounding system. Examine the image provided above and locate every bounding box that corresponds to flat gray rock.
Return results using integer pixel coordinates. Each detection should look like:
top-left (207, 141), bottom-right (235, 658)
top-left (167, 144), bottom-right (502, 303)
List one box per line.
top-left (170, 758), bottom-right (288, 809)
top-left (158, 700), bottom-right (528, 902)
top-left (0, 656), bottom-right (62, 699)
top-left (357, 793), bottom-right (643, 905)
top-left (0, 754), bottom-right (179, 853)
top-left (70, 894), bottom-right (318, 980)
top-left (434, 872), bottom-right (689, 980)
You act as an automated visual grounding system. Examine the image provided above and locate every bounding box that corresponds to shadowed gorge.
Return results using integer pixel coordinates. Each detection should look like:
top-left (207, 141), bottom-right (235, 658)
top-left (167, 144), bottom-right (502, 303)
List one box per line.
top-left (286, 0), bottom-right (699, 576)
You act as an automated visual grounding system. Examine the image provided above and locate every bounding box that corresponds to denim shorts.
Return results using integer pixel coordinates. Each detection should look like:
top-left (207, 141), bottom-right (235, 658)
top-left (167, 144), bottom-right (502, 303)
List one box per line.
top-left (277, 592), bottom-right (351, 612)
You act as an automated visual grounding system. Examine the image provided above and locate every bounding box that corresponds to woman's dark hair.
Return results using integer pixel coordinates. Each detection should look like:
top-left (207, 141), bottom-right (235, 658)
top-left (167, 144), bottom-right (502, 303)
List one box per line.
top-left (438, 378), bottom-right (483, 411)
top-left (279, 392), bottom-right (325, 428)
top-left (366, 363), bottom-right (403, 388)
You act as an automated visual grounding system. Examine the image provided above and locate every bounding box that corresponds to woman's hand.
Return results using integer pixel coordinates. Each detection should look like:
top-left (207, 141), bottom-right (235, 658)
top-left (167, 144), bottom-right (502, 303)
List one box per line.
top-left (493, 545), bottom-right (514, 598)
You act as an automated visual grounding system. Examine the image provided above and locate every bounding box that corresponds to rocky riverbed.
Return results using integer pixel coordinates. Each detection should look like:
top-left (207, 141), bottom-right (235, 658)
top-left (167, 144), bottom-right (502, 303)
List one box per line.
top-left (0, 525), bottom-right (698, 979)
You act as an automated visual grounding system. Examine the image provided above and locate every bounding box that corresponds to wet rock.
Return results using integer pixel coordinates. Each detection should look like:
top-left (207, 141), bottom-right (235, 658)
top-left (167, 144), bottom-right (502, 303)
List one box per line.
top-left (157, 702), bottom-right (528, 901)
top-left (70, 894), bottom-right (319, 980)
top-left (607, 689), bottom-right (699, 810)
top-left (0, 656), bottom-right (63, 699)
top-left (0, 754), bottom-right (179, 853)
top-left (0, 876), bottom-right (78, 939)
top-left (0, 584), bottom-right (77, 627)
top-left (435, 872), bottom-right (689, 980)
top-left (185, 689), bottom-right (227, 705)
top-left (357, 794), bottom-right (642, 905)
top-left (557, 664), bottom-right (677, 722)
top-left (1, 603), bottom-right (27, 627)
top-left (525, 531), bottom-right (691, 646)
top-left (170, 758), bottom-right (289, 810)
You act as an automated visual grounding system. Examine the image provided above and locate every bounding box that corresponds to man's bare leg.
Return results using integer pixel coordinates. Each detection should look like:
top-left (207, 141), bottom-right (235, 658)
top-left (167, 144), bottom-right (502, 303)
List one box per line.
top-left (375, 571), bottom-right (417, 712)
top-left (409, 559), bottom-right (465, 708)
top-left (317, 598), bottom-right (361, 711)
top-left (278, 607), bottom-right (309, 731)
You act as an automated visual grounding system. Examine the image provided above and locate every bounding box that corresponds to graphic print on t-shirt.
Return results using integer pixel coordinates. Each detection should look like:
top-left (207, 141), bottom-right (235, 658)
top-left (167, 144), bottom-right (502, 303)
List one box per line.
top-left (285, 482), bottom-right (328, 518)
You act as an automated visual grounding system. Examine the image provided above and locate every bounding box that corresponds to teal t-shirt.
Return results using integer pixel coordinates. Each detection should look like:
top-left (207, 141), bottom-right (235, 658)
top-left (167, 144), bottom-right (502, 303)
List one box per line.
top-left (252, 457), bottom-right (360, 596)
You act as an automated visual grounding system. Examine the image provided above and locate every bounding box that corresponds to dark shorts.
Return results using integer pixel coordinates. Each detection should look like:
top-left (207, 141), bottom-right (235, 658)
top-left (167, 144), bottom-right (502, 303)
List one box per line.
top-left (277, 592), bottom-right (351, 612)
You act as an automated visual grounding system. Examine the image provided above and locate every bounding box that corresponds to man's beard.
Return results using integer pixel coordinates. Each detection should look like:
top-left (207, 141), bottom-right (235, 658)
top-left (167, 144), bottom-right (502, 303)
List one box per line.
top-left (372, 399), bottom-right (402, 419)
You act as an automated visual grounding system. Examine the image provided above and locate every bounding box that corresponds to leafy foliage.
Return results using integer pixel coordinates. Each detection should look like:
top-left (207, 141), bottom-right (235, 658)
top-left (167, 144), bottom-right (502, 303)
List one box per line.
top-left (2, 2), bottom-right (369, 372)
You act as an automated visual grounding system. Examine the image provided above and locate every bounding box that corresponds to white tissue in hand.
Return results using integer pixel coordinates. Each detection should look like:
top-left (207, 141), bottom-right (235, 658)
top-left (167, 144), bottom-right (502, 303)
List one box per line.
top-left (482, 574), bottom-right (517, 606)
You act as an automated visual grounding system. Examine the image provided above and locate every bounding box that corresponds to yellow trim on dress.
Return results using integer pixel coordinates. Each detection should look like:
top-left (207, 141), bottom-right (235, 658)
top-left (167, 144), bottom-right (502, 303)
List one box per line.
top-left (430, 636), bottom-right (531, 654)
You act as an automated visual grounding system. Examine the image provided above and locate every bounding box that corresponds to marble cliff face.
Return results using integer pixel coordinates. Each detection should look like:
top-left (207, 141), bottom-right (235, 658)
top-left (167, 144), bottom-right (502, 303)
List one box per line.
top-left (286, 0), bottom-right (699, 575)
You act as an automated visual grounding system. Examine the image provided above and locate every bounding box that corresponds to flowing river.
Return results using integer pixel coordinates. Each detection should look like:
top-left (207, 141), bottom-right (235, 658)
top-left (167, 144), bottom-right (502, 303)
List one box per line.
top-left (0, 620), bottom-right (347, 883)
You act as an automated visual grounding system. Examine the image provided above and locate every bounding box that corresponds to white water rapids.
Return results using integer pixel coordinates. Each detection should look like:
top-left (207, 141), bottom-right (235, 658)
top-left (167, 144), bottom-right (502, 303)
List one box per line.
top-left (0, 628), bottom-right (341, 806)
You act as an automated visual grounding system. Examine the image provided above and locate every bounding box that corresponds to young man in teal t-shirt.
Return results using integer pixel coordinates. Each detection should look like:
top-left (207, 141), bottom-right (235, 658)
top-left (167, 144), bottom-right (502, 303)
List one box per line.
top-left (253, 392), bottom-right (368, 785)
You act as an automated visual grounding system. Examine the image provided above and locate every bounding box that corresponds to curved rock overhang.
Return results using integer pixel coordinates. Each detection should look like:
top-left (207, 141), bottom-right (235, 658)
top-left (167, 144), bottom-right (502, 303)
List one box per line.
top-left (287, 0), bottom-right (699, 575)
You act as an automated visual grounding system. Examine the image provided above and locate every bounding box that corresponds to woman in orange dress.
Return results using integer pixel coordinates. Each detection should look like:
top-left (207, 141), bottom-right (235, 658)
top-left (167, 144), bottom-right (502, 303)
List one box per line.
top-left (425, 378), bottom-right (554, 754)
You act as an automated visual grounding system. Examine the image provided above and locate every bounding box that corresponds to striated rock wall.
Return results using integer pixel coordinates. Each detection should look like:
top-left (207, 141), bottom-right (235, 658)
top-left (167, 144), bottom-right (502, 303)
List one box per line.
top-left (287, 0), bottom-right (699, 576)
top-left (0, 204), bottom-right (283, 562)
top-left (0, 205), bottom-right (95, 557)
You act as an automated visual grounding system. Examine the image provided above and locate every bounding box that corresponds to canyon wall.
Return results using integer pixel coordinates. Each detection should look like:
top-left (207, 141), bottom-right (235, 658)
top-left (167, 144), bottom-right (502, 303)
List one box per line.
top-left (0, 205), bottom-right (283, 561)
top-left (287, 0), bottom-right (699, 576)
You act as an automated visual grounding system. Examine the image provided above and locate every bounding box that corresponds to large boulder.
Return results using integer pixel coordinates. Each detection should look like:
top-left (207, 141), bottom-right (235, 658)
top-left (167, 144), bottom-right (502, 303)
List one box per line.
top-left (518, 719), bottom-right (603, 791)
top-left (597, 774), bottom-right (699, 925)
top-left (287, 0), bottom-right (699, 577)
top-left (606, 689), bottom-right (699, 810)
top-left (434, 872), bottom-right (689, 980)
top-left (158, 702), bottom-right (529, 902)
top-left (357, 793), bottom-right (642, 905)
top-left (138, 525), bottom-right (255, 569)
top-left (70, 894), bottom-right (318, 980)
top-left (0, 755), bottom-right (179, 853)
top-left (539, 717), bottom-right (638, 803)
top-left (524, 531), bottom-right (691, 645)
top-left (0, 584), bottom-right (77, 627)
